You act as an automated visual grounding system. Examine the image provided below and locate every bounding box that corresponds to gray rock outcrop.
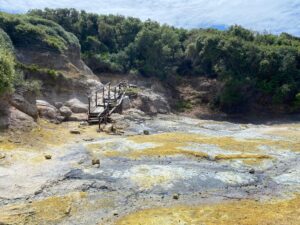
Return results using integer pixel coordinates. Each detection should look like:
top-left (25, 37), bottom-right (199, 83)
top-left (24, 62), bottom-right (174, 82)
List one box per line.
top-left (131, 90), bottom-right (170, 115)
top-left (36, 100), bottom-right (59, 120)
top-left (59, 106), bottom-right (72, 119)
top-left (65, 98), bottom-right (88, 114)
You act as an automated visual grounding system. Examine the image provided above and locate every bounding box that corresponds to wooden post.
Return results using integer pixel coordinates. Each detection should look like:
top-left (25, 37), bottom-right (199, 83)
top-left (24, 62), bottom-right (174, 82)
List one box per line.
top-left (114, 87), bottom-right (117, 100)
top-left (88, 97), bottom-right (91, 114)
top-left (102, 87), bottom-right (105, 105)
top-left (95, 92), bottom-right (98, 107)
top-left (108, 83), bottom-right (111, 102)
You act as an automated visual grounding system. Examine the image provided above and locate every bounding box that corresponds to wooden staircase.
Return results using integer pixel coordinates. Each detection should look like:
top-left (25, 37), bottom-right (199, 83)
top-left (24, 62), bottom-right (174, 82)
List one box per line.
top-left (87, 81), bottom-right (127, 129)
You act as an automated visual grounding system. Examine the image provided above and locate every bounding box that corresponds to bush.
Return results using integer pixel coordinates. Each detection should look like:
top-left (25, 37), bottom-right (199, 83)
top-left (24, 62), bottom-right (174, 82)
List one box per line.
top-left (0, 52), bottom-right (15, 94)
top-left (0, 12), bottom-right (79, 53)
top-left (294, 93), bottom-right (300, 109)
top-left (0, 29), bottom-right (15, 94)
top-left (175, 100), bottom-right (193, 112)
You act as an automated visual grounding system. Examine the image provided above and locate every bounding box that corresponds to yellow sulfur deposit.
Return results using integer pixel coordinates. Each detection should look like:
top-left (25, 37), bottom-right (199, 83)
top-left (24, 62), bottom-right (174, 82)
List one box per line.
top-left (101, 133), bottom-right (292, 161)
top-left (115, 195), bottom-right (300, 225)
top-left (0, 192), bottom-right (87, 225)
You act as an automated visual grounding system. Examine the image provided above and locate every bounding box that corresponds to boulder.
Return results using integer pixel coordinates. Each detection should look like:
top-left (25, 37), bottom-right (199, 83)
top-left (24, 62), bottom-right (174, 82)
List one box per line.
top-left (132, 91), bottom-right (170, 115)
top-left (45, 155), bottom-right (52, 160)
top-left (122, 96), bottom-right (131, 111)
top-left (36, 100), bottom-right (59, 120)
top-left (54, 102), bottom-right (63, 109)
top-left (65, 98), bottom-right (88, 113)
top-left (10, 89), bottom-right (38, 119)
top-left (59, 106), bottom-right (72, 119)
top-left (68, 113), bottom-right (87, 121)
top-left (8, 107), bottom-right (36, 131)
top-left (70, 129), bottom-right (81, 134)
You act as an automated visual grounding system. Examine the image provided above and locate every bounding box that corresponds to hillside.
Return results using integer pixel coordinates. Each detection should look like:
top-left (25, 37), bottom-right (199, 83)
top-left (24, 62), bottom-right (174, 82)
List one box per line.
top-left (29, 9), bottom-right (300, 114)
top-left (0, 12), bottom-right (101, 130)
top-left (0, 9), bottom-right (300, 120)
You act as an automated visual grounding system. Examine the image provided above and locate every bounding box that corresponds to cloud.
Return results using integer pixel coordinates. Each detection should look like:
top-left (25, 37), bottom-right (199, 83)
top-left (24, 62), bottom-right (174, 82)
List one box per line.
top-left (0, 0), bottom-right (299, 36)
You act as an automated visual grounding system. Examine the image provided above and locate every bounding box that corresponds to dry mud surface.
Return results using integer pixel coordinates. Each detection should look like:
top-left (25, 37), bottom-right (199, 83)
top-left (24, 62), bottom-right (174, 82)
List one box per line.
top-left (0, 115), bottom-right (299, 225)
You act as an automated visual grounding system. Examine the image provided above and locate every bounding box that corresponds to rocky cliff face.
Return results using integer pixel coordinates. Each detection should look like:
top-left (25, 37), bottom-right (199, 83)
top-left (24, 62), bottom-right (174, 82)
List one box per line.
top-left (0, 13), bottom-right (103, 130)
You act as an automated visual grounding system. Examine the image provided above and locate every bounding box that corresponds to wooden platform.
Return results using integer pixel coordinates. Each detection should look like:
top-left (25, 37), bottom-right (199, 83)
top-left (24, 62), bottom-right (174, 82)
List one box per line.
top-left (87, 81), bottom-right (127, 128)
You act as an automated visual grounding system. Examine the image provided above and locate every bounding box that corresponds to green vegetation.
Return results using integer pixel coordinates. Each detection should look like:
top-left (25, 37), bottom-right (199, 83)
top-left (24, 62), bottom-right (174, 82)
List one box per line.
top-left (0, 12), bottom-right (79, 53)
top-left (28, 9), bottom-right (300, 112)
top-left (0, 28), bottom-right (16, 94)
top-left (17, 63), bottom-right (59, 78)
top-left (0, 8), bottom-right (299, 112)
top-left (175, 100), bottom-right (193, 112)
top-left (126, 87), bottom-right (140, 96)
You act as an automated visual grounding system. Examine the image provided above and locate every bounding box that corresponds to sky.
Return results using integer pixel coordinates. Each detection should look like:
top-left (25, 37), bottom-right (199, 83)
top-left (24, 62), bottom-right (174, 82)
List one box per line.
top-left (0, 0), bottom-right (300, 36)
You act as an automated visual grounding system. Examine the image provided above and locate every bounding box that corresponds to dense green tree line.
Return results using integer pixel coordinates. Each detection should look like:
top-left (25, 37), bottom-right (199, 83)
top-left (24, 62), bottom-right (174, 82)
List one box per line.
top-left (0, 28), bottom-right (15, 94)
top-left (1, 8), bottom-right (299, 112)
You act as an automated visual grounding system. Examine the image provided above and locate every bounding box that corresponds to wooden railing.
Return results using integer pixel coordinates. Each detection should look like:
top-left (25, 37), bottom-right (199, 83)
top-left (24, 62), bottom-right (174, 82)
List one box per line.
top-left (87, 81), bottom-right (128, 128)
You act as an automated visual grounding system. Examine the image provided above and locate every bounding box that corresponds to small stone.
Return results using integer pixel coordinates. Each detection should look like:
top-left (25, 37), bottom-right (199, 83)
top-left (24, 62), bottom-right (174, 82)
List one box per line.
top-left (0, 153), bottom-right (6, 159)
top-left (45, 155), bottom-right (52, 160)
top-left (249, 168), bottom-right (255, 174)
top-left (83, 138), bottom-right (94, 142)
top-left (80, 121), bottom-right (89, 126)
top-left (143, 130), bottom-right (150, 135)
top-left (70, 130), bottom-right (81, 134)
top-left (93, 164), bottom-right (100, 168)
top-left (78, 159), bottom-right (85, 165)
top-left (92, 159), bottom-right (100, 165)
top-left (111, 125), bottom-right (117, 133)
top-left (65, 206), bottom-right (72, 215)
top-left (173, 194), bottom-right (179, 200)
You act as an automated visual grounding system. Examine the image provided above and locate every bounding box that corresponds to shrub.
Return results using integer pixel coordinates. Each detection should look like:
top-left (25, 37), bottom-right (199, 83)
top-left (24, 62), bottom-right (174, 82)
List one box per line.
top-left (0, 52), bottom-right (15, 94)
top-left (0, 12), bottom-right (79, 53)
top-left (0, 29), bottom-right (15, 94)
top-left (175, 100), bottom-right (193, 112)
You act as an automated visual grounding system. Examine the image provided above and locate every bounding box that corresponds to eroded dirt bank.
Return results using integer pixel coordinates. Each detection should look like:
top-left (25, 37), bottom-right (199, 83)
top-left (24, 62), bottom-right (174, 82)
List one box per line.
top-left (0, 114), bottom-right (299, 225)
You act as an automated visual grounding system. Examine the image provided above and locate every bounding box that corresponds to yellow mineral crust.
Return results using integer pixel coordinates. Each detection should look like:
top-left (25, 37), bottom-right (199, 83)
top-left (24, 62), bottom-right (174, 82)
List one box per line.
top-left (0, 120), bottom-right (104, 152)
top-left (100, 132), bottom-right (294, 160)
top-left (0, 192), bottom-right (87, 225)
top-left (115, 195), bottom-right (300, 225)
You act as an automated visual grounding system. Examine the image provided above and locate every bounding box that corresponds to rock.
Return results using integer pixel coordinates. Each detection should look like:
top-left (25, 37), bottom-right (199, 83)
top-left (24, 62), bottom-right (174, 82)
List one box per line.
top-left (143, 130), bottom-right (150, 135)
top-left (70, 129), bottom-right (81, 134)
top-left (56, 116), bottom-right (65, 123)
top-left (122, 96), bottom-right (131, 110)
top-left (65, 98), bottom-right (88, 113)
top-left (132, 91), bottom-right (170, 115)
top-left (249, 168), bottom-right (255, 174)
top-left (86, 79), bottom-right (103, 90)
top-left (0, 153), bottom-right (6, 160)
top-left (8, 107), bottom-right (36, 131)
top-left (10, 88), bottom-right (38, 119)
top-left (103, 124), bottom-right (113, 133)
top-left (80, 121), bottom-right (89, 126)
top-left (83, 138), bottom-right (94, 142)
top-left (65, 206), bottom-right (72, 215)
top-left (45, 155), bottom-right (52, 160)
top-left (92, 159), bottom-right (100, 165)
top-left (36, 100), bottom-right (59, 120)
top-left (59, 106), bottom-right (72, 119)
top-left (69, 113), bottom-right (87, 121)
top-left (110, 113), bottom-right (125, 122)
top-left (54, 102), bottom-right (63, 109)
top-left (173, 194), bottom-right (180, 200)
